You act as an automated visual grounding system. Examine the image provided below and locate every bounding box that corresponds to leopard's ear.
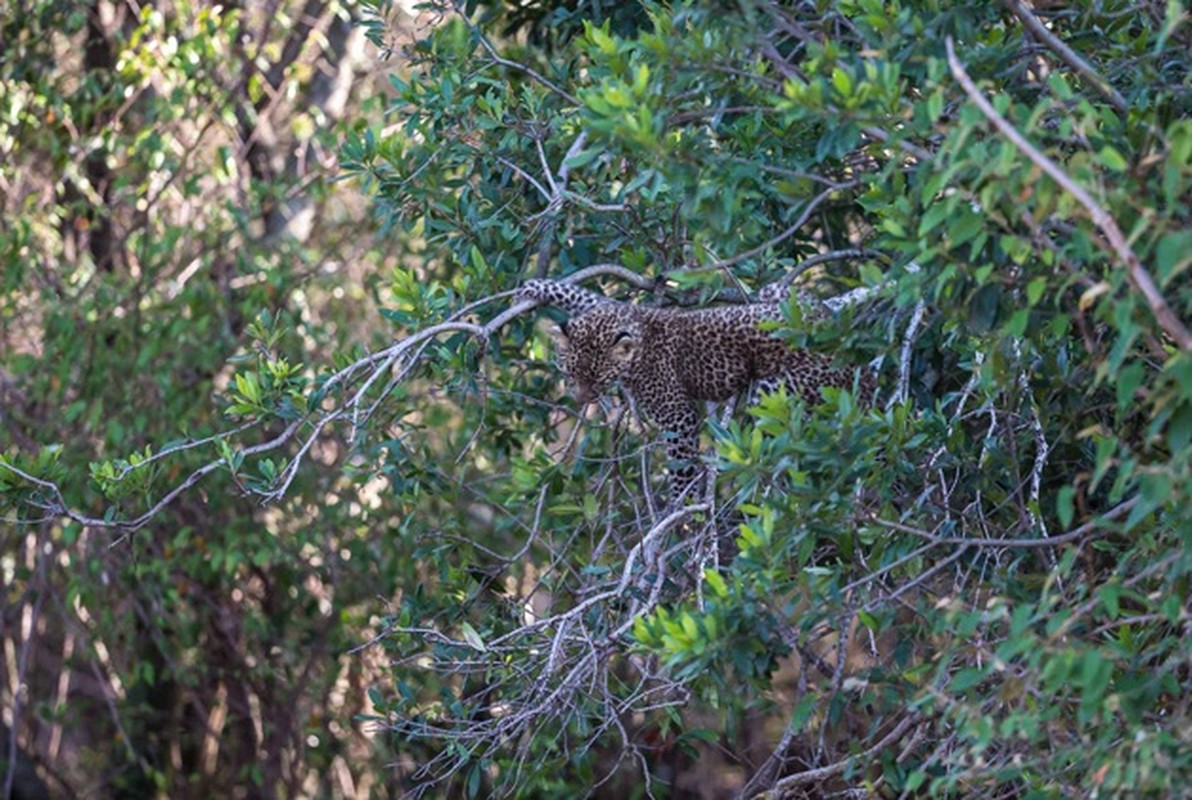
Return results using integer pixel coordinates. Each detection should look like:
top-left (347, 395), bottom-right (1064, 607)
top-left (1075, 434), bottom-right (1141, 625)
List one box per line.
top-left (548, 321), bottom-right (570, 348)
top-left (609, 330), bottom-right (638, 363)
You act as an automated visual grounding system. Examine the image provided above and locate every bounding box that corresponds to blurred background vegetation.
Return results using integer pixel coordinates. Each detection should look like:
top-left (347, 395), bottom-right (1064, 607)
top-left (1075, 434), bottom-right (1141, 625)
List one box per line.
top-left (1, 0), bottom-right (409, 795)
top-left (1, 0), bottom-right (1189, 797)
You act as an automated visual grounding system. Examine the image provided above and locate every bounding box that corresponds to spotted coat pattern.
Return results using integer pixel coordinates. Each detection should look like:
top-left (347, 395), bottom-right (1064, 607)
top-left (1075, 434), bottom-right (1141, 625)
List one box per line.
top-left (518, 279), bottom-right (610, 316)
top-left (518, 279), bottom-right (873, 496)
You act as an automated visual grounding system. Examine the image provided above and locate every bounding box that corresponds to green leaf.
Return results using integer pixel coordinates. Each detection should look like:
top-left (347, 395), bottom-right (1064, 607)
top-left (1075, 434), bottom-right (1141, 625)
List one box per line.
top-left (703, 569), bottom-right (728, 598)
top-left (459, 621), bottom-right (487, 652)
top-left (1057, 485), bottom-right (1076, 529)
top-left (469, 245), bottom-right (488, 273)
top-left (1026, 277), bottom-right (1047, 306)
top-left (1096, 146), bottom-right (1127, 171)
top-left (789, 695), bottom-right (818, 731)
top-left (1168, 403), bottom-right (1192, 453)
top-left (918, 200), bottom-right (952, 235)
top-left (950, 667), bottom-right (986, 693)
top-left (859, 261), bottom-right (884, 286)
top-left (1155, 231), bottom-right (1192, 283)
top-left (1005, 307), bottom-right (1030, 338)
top-left (562, 148), bottom-right (600, 169)
top-left (904, 770), bottom-right (927, 792)
top-left (948, 211), bottom-right (982, 248)
top-left (969, 284), bottom-right (1001, 332)
top-left (1115, 362), bottom-right (1145, 411)
top-left (831, 67), bottom-right (853, 97)
top-left (1099, 584), bottom-right (1120, 619)
top-left (926, 91), bottom-right (944, 122)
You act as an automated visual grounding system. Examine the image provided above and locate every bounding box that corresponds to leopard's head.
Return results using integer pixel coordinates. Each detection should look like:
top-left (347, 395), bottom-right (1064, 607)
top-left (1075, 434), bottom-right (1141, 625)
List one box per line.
top-left (549, 306), bottom-right (642, 405)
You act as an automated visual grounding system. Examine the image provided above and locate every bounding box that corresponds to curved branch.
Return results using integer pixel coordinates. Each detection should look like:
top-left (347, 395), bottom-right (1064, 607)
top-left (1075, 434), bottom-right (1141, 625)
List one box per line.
top-left (784, 248), bottom-right (885, 283)
top-left (0, 289), bottom-right (546, 534)
top-left (562, 263), bottom-right (657, 290)
top-left (0, 421), bottom-right (301, 533)
top-left (450, 0), bottom-right (580, 106)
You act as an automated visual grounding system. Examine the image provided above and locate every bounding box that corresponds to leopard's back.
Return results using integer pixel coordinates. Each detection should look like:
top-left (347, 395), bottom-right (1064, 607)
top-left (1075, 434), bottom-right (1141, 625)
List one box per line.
top-left (645, 304), bottom-right (863, 407)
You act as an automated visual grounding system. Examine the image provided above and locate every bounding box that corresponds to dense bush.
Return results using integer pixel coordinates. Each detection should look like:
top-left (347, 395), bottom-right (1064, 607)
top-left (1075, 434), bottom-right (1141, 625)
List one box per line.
top-left (347, 0), bottom-right (1191, 795)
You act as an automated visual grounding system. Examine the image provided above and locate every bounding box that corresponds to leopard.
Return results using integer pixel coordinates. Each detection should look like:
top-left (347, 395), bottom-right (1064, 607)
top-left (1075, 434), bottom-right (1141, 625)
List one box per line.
top-left (517, 278), bottom-right (874, 498)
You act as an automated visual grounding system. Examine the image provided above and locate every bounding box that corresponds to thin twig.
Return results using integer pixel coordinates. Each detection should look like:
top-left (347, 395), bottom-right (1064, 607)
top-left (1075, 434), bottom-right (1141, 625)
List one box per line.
top-left (740, 719), bottom-right (801, 798)
top-left (534, 132), bottom-right (591, 276)
top-left (786, 248), bottom-right (884, 283)
top-left (861, 125), bottom-right (934, 162)
top-left (496, 156), bottom-right (552, 201)
top-left (452, 1), bottom-right (580, 106)
top-left (708, 181), bottom-right (860, 271)
top-left (1001, 0), bottom-right (1128, 113)
top-left (874, 495), bottom-right (1139, 549)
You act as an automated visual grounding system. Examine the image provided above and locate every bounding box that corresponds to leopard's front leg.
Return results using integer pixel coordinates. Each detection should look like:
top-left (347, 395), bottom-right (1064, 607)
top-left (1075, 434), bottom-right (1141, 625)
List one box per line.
top-left (646, 398), bottom-right (704, 503)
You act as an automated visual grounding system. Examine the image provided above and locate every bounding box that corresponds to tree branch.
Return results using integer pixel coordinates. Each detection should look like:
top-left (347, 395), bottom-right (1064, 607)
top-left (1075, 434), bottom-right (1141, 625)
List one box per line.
top-left (706, 181), bottom-right (860, 271)
top-left (890, 299), bottom-right (927, 408)
top-left (533, 132), bottom-right (588, 276)
top-left (945, 37), bottom-right (1191, 351)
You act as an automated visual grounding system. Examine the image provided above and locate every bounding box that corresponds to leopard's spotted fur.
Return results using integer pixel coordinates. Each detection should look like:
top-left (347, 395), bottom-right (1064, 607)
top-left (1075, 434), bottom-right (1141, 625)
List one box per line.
top-left (519, 279), bottom-right (611, 316)
top-left (518, 278), bottom-right (873, 496)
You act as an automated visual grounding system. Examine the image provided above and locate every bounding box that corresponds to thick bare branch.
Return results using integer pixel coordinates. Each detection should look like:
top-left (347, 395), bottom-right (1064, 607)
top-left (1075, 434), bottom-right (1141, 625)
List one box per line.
top-left (891, 299), bottom-right (927, 408)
